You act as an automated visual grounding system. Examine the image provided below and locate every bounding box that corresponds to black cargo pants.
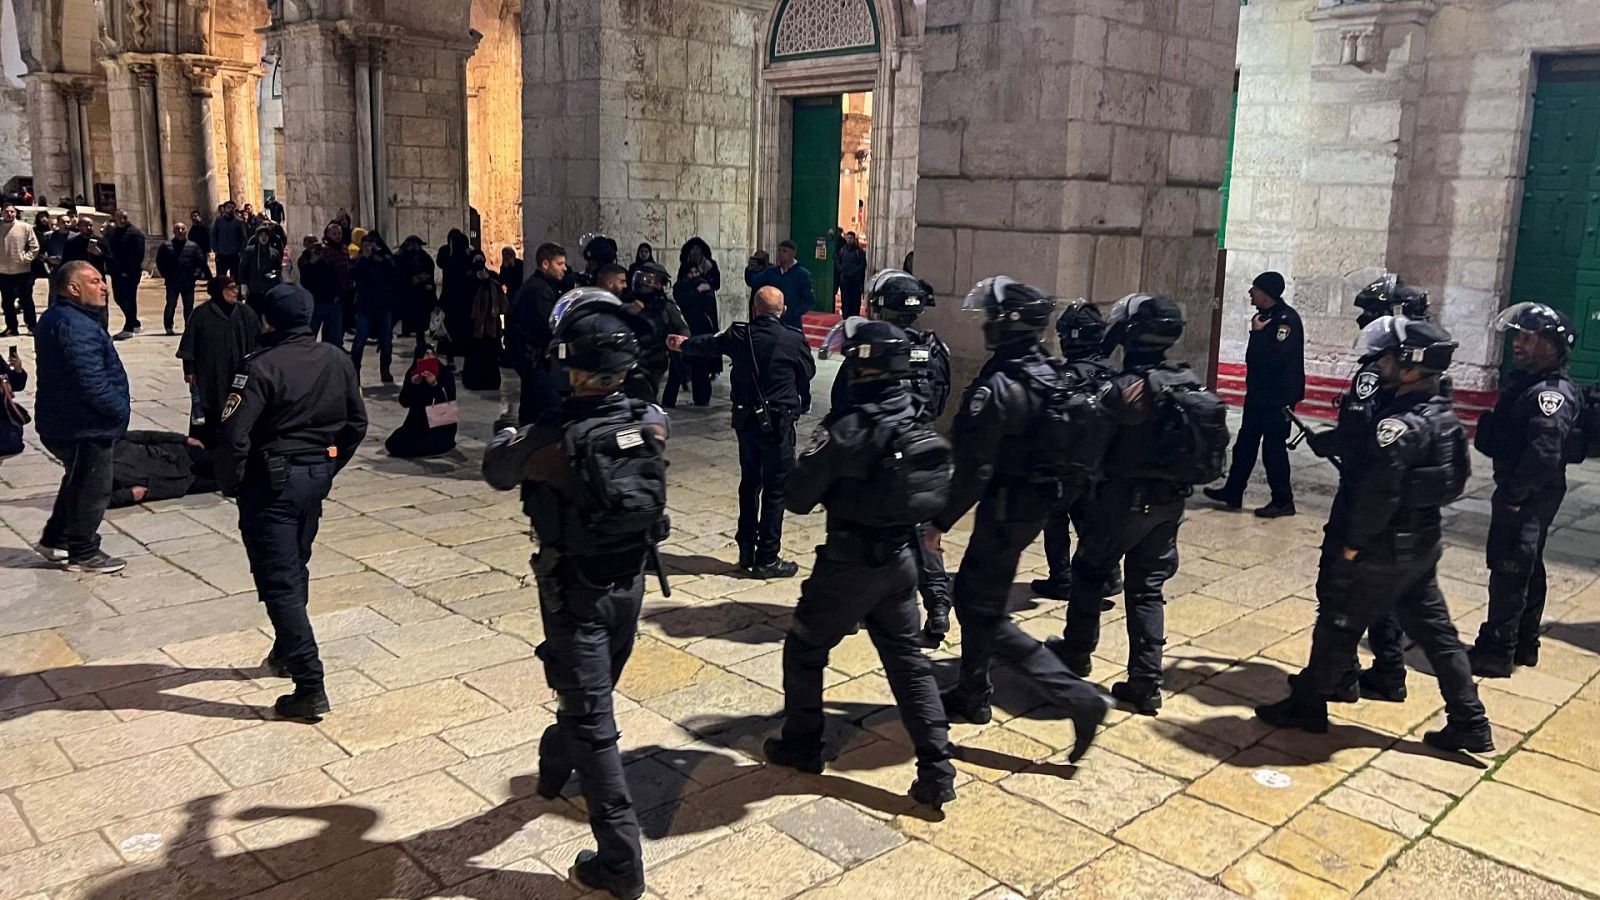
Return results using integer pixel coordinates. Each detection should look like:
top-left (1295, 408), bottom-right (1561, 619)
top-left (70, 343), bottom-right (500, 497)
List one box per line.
top-left (238, 458), bottom-right (333, 689)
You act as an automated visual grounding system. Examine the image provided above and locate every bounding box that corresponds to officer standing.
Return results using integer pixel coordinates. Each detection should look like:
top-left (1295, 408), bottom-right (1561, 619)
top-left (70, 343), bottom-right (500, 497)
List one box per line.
top-left (621, 260), bottom-right (688, 404)
top-left (1257, 316), bottom-right (1492, 753)
top-left (827, 269), bottom-right (954, 645)
top-left (483, 288), bottom-right (668, 900)
top-left (1469, 302), bottom-right (1583, 677)
top-left (1206, 271), bottom-right (1304, 518)
top-left (1031, 300), bottom-right (1121, 607)
top-left (1057, 295), bottom-right (1229, 715)
top-left (928, 277), bottom-right (1109, 763)
top-left (215, 284), bottom-right (367, 722)
top-left (767, 317), bottom-right (959, 807)
top-left (669, 286), bottom-right (815, 578)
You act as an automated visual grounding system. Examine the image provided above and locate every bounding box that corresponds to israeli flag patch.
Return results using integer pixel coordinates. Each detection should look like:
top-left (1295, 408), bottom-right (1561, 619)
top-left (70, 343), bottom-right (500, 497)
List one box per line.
top-left (231, 374), bottom-right (249, 389)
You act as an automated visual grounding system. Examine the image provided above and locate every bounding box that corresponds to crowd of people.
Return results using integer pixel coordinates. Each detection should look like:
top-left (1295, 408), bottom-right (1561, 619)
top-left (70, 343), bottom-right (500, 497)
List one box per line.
top-left (2, 200), bottom-right (1595, 899)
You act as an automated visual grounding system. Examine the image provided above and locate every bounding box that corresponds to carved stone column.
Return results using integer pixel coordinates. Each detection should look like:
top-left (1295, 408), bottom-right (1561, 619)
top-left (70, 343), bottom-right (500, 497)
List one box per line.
top-left (352, 41), bottom-right (376, 229)
top-left (223, 72), bottom-right (250, 205)
top-left (56, 82), bottom-right (86, 201)
top-left (187, 60), bottom-right (223, 215)
top-left (131, 62), bottom-right (166, 231)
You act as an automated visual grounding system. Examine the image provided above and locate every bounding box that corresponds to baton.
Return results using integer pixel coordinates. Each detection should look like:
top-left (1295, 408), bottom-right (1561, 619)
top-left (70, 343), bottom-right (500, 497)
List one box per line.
top-left (1282, 407), bottom-right (1342, 472)
top-left (646, 543), bottom-right (672, 598)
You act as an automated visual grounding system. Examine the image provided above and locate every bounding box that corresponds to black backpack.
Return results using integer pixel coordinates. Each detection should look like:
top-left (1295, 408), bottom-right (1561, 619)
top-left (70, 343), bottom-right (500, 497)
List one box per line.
top-left (1017, 360), bottom-right (1117, 481)
top-left (1145, 364), bottom-right (1231, 485)
top-left (561, 406), bottom-right (668, 553)
top-left (836, 417), bottom-right (952, 528)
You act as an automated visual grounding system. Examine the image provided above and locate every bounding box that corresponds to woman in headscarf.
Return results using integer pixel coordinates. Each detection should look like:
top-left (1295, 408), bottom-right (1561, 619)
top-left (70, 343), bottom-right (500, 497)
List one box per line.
top-left (435, 229), bottom-right (473, 361)
top-left (395, 235), bottom-right (437, 343)
top-left (498, 246), bottom-right (524, 296)
top-left (460, 251), bottom-right (506, 391)
top-left (350, 230), bottom-right (397, 383)
top-left (627, 242), bottom-right (654, 286)
top-left (385, 343), bottom-right (458, 458)
top-left (665, 236), bottom-right (722, 407)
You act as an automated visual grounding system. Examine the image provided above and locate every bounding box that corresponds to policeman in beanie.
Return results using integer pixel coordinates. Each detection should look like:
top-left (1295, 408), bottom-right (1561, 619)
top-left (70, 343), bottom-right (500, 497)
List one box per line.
top-left (216, 284), bottom-right (367, 722)
top-left (1257, 316), bottom-right (1491, 754)
top-left (1206, 271), bottom-right (1304, 517)
top-left (768, 317), bottom-right (958, 808)
top-left (1469, 302), bottom-right (1583, 677)
top-left (483, 287), bottom-right (668, 900)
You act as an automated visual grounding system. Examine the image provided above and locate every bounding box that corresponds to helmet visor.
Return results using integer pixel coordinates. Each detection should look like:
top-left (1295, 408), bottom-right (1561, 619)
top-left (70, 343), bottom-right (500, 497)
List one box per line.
top-left (1106, 293), bottom-right (1154, 327)
top-left (1490, 301), bottom-right (1555, 334)
top-left (867, 268), bottom-right (911, 297)
top-left (818, 318), bottom-right (853, 359)
top-left (962, 276), bottom-right (1014, 312)
top-left (1353, 314), bottom-right (1405, 357)
top-left (550, 287), bottom-right (625, 333)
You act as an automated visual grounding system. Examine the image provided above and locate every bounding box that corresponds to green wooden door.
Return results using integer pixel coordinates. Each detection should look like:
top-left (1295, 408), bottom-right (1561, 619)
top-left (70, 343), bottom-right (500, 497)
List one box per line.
top-left (1510, 59), bottom-right (1600, 384)
top-left (791, 95), bottom-right (842, 312)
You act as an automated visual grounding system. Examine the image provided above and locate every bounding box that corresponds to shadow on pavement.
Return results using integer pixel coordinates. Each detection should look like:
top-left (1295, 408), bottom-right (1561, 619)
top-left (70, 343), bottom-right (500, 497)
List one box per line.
top-left (2, 663), bottom-right (265, 721)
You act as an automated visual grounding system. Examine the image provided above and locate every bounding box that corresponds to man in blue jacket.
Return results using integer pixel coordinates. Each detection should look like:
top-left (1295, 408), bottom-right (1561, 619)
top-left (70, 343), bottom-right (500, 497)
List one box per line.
top-left (33, 260), bottom-right (130, 573)
top-left (745, 241), bottom-right (815, 329)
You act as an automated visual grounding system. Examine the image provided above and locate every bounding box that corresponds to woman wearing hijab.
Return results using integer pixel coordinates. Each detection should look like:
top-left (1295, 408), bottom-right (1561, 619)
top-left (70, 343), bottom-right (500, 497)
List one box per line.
top-left (350, 230), bottom-right (397, 383)
top-left (435, 229), bottom-right (473, 361)
top-left (460, 251), bottom-right (506, 391)
top-left (498, 246), bottom-right (524, 296)
top-left (627, 242), bottom-right (654, 284)
top-left (665, 237), bottom-right (722, 407)
top-left (385, 344), bottom-right (458, 458)
top-left (396, 235), bottom-right (437, 343)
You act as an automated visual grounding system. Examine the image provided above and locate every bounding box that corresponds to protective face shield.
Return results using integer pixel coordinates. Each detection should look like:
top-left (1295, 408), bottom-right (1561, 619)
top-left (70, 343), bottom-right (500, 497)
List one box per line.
top-left (961, 276), bottom-right (1013, 314)
top-left (1056, 298), bottom-right (1107, 359)
top-left (549, 288), bottom-right (641, 375)
top-left (1354, 315), bottom-right (1456, 373)
top-left (1490, 301), bottom-right (1577, 354)
top-left (1106, 292), bottom-right (1183, 349)
top-left (629, 263), bottom-right (670, 299)
top-left (867, 269), bottom-right (934, 321)
top-left (822, 316), bottom-right (912, 378)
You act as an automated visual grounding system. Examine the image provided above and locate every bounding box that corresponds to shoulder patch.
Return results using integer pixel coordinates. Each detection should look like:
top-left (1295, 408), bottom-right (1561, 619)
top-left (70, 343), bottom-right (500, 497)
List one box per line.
top-left (1353, 371), bottom-right (1379, 400)
top-left (966, 385), bottom-right (993, 417)
top-left (221, 392), bottom-right (243, 422)
top-left (231, 373), bottom-right (249, 389)
top-left (1537, 390), bottom-right (1564, 417)
top-left (1375, 418), bottom-right (1407, 447)
top-left (1276, 323), bottom-right (1291, 342)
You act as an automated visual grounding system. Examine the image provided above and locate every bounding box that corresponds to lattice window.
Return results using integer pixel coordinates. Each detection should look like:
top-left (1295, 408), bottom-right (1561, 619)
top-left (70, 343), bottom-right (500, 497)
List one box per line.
top-left (771, 0), bottom-right (878, 62)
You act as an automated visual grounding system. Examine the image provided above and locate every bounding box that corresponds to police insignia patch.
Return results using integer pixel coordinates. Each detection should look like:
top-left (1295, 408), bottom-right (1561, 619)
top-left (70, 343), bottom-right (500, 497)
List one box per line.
top-left (1376, 418), bottom-right (1407, 447)
top-left (1276, 323), bottom-right (1291, 342)
top-left (1537, 390), bottom-right (1564, 417)
top-left (221, 393), bottom-right (243, 421)
top-left (967, 386), bottom-right (992, 417)
top-left (231, 374), bottom-right (248, 389)
top-left (1354, 372), bottom-right (1379, 400)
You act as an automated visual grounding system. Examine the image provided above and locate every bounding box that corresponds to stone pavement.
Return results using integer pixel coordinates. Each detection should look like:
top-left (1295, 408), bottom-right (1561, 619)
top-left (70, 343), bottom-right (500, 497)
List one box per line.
top-left (1, 286), bottom-right (1599, 899)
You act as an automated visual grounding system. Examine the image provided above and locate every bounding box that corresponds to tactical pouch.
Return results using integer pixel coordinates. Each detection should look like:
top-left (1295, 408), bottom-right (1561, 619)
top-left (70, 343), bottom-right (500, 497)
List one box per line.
top-left (266, 455), bottom-right (290, 492)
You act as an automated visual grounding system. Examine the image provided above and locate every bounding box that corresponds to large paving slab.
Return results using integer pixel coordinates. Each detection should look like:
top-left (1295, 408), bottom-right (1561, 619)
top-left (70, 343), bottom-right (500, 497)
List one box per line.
top-left (0, 284), bottom-right (1597, 898)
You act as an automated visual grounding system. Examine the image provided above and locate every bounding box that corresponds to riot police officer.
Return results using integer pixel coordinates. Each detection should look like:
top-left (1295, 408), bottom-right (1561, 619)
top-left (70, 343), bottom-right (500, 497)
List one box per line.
top-left (1057, 295), bottom-right (1228, 715)
top-left (483, 288), bottom-right (668, 900)
top-left (1258, 316), bottom-right (1492, 754)
top-left (575, 233), bottom-right (619, 288)
top-left (1469, 302), bottom-right (1583, 677)
top-left (928, 277), bottom-right (1109, 763)
top-left (621, 260), bottom-right (688, 404)
top-left (827, 269), bottom-right (954, 645)
top-left (768, 317), bottom-right (958, 807)
top-left (1031, 300), bottom-right (1121, 608)
top-left (215, 284), bottom-right (367, 722)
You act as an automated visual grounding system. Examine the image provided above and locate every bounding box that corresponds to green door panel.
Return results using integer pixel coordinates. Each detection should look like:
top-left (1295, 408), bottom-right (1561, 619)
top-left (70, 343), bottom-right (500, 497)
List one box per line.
top-left (790, 95), bottom-right (842, 313)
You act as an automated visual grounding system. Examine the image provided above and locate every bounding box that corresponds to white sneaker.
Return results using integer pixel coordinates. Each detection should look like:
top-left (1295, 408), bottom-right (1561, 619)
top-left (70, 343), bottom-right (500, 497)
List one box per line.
top-left (33, 542), bottom-right (69, 563)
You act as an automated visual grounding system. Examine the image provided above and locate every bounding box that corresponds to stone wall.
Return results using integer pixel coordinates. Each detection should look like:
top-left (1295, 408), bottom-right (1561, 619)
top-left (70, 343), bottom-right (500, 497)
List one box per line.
top-left (915, 0), bottom-right (1241, 383)
top-left (467, 0), bottom-right (523, 254)
top-left (0, 85), bottom-right (29, 183)
top-left (384, 40), bottom-right (471, 244)
top-left (272, 22), bottom-right (358, 237)
top-left (1225, 0), bottom-right (1600, 391)
top-left (880, 48), bottom-right (920, 272)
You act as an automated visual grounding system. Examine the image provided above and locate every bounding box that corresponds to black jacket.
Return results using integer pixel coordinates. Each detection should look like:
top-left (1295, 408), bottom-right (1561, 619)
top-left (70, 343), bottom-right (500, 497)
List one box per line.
top-left (1343, 391), bottom-right (1469, 557)
top-left (506, 272), bottom-right (563, 376)
top-left (1244, 300), bottom-right (1305, 407)
top-left (214, 327), bottom-right (367, 493)
top-left (789, 386), bottom-right (923, 533)
top-left (104, 224), bottom-right (147, 278)
top-left (188, 220), bottom-right (211, 254)
top-left (1, 355), bottom-right (27, 457)
top-left (681, 314), bottom-right (815, 419)
top-left (156, 239), bottom-right (210, 284)
top-left (176, 300), bottom-right (261, 414)
top-left (33, 299), bottom-right (130, 443)
top-left (110, 430), bottom-right (216, 507)
top-left (830, 326), bottom-right (951, 423)
top-left (1475, 368), bottom-right (1580, 504)
top-left (239, 241), bottom-right (283, 298)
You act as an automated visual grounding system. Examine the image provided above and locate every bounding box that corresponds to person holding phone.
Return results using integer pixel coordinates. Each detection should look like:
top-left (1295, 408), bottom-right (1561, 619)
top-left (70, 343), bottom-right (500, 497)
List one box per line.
top-left (385, 345), bottom-right (458, 458)
top-left (1, 344), bottom-right (29, 458)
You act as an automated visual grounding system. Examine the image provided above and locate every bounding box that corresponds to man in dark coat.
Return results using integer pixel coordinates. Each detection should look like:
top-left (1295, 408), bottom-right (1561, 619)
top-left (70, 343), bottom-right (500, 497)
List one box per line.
top-left (1205, 271), bottom-right (1305, 518)
top-left (188, 210), bottom-right (211, 256)
top-left (506, 241), bottom-right (568, 424)
top-left (834, 231), bottom-right (867, 319)
top-left (155, 223), bottom-right (212, 335)
top-left (104, 210), bottom-right (147, 340)
top-left (109, 431), bottom-right (218, 507)
top-left (177, 277), bottom-right (260, 445)
top-left (238, 225), bottom-right (284, 310)
top-left (211, 203), bottom-right (250, 281)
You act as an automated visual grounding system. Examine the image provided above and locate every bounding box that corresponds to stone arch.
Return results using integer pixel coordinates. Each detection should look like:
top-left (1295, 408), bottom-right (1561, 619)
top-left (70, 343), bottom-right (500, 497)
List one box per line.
top-left (768, 0), bottom-right (879, 65)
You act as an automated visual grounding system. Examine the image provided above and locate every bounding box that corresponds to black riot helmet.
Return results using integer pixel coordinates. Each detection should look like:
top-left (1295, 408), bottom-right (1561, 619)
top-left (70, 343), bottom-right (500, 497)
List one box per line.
top-left (548, 287), bottom-right (642, 375)
top-left (867, 269), bottom-right (935, 324)
top-left (578, 232), bottom-right (618, 268)
top-left (821, 316), bottom-right (912, 382)
top-left (1104, 293), bottom-right (1185, 351)
top-left (1491, 301), bottom-right (1577, 359)
top-left (1354, 272), bottom-right (1431, 326)
top-left (963, 276), bottom-right (1056, 351)
top-left (1056, 299), bottom-right (1107, 361)
top-left (1354, 315), bottom-right (1456, 374)
top-left (630, 260), bottom-right (670, 299)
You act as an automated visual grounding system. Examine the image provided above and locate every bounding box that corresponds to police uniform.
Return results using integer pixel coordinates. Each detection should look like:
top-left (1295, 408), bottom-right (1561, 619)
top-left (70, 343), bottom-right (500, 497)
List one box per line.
top-left (1472, 367), bottom-right (1580, 671)
top-left (482, 291), bottom-right (666, 899)
top-left (1260, 318), bottom-right (1491, 752)
top-left (681, 314), bottom-right (815, 574)
top-left (621, 263), bottom-right (688, 405)
top-left (215, 284), bottom-right (367, 719)
top-left (771, 328), bottom-right (957, 802)
top-left (1034, 352), bottom-right (1118, 600)
top-left (1213, 277), bottom-right (1305, 514)
top-left (937, 278), bottom-right (1108, 762)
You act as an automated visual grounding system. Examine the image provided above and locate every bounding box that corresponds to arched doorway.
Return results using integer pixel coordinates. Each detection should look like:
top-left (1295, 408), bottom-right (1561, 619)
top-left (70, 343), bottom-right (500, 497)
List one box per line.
top-left (755, 0), bottom-right (922, 311)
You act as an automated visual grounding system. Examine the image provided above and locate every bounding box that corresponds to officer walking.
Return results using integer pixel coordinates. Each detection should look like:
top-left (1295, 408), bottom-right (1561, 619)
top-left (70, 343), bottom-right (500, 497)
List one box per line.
top-left (1057, 295), bottom-right (1229, 714)
top-left (1469, 302), bottom-right (1583, 677)
top-left (215, 284), bottom-right (367, 722)
top-left (483, 288), bottom-right (668, 900)
top-left (928, 277), bottom-right (1109, 763)
top-left (621, 260), bottom-right (688, 404)
top-left (827, 270), bottom-right (954, 645)
top-left (1030, 300), bottom-right (1121, 607)
top-left (1206, 271), bottom-right (1304, 518)
top-left (1257, 316), bottom-right (1492, 754)
top-left (767, 317), bottom-right (959, 807)
top-left (669, 286), bottom-right (815, 578)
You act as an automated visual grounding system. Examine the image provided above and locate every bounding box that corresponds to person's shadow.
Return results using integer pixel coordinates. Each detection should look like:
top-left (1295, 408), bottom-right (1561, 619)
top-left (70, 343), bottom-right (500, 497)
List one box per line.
top-left (3, 663), bottom-right (268, 721)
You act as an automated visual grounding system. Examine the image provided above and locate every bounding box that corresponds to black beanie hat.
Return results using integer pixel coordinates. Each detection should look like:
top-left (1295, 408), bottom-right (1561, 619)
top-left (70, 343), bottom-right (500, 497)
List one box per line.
top-left (260, 283), bottom-right (315, 330)
top-left (1252, 271), bottom-right (1286, 301)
